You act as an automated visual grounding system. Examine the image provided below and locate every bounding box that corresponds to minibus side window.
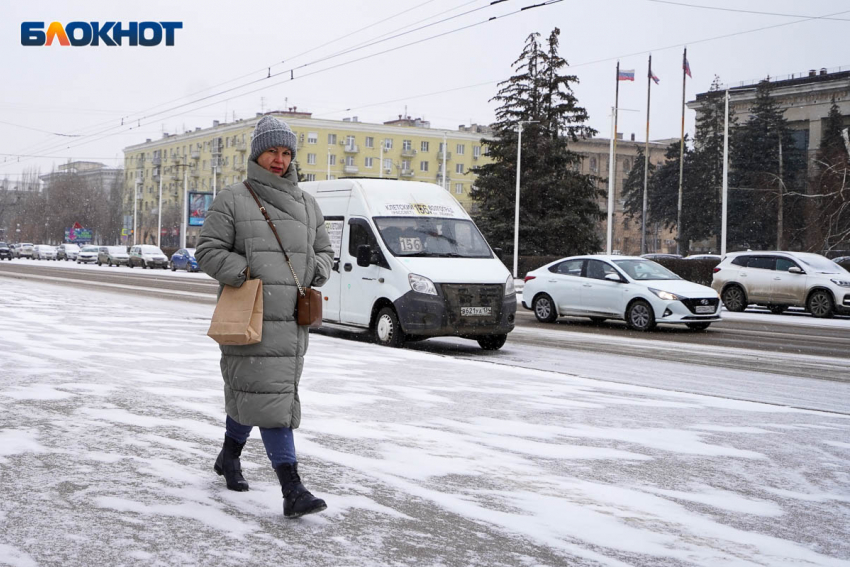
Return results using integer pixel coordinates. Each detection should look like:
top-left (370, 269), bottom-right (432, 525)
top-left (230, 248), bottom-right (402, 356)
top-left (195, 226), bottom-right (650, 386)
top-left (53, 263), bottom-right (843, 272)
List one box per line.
top-left (348, 219), bottom-right (389, 269)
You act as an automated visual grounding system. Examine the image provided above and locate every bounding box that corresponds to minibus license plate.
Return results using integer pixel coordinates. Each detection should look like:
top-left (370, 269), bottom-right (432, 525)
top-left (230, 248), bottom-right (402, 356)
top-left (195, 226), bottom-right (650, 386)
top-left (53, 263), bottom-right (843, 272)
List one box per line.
top-left (695, 305), bottom-right (714, 313)
top-left (461, 307), bottom-right (492, 316)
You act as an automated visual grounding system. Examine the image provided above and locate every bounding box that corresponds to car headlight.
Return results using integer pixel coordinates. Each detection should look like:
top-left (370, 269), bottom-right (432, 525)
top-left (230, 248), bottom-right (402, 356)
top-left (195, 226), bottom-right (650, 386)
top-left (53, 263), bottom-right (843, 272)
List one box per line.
top-left (649, 288), bottom-right (683, 301)
top-left (830, 278), bottom-right (850, 288)
top-left (505, 275), bottom-right (515, 297)
top-left (409, 273), bottom-right (438, 295)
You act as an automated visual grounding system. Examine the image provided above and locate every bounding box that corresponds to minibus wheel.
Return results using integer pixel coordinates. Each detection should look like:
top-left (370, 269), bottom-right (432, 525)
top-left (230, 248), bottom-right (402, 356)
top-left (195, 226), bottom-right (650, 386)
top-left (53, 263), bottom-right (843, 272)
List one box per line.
top-left (374, 307), bottom-right (405, 348)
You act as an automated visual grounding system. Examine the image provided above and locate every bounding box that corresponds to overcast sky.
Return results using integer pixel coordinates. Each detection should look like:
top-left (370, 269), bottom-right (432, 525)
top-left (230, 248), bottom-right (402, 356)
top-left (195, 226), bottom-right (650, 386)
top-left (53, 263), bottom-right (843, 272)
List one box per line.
top-left (1, 0), bottom-right (848, 179)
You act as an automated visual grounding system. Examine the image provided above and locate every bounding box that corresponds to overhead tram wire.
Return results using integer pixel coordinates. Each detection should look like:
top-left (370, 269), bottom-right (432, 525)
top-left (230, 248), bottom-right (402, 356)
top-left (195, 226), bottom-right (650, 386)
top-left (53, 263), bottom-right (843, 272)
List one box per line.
top-left (6, 0), bottom-right (454, 158)
top-left (4, 0), bottom-right (542, 166)
top-left (640, 0), bottom-right (850, 22)
top-left (4, 0), bottom-right (516, 166)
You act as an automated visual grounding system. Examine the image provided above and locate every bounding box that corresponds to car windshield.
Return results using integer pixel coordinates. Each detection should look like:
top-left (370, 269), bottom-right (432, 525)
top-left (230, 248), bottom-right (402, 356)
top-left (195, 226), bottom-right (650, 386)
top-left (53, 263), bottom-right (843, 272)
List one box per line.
top-left (613, 259), bottom-right (682, 281)
top-left (82, 246), bottom-right (98, 252)
top-left (108, 247), bottom-right (126, 254)
top-left (66, 244), bottom-right (80, 251)
top-left (185, 248), bottom-right (196, 257)
top-left (140, 246), bottom-right (164, 255)
top-left (373, 217), bottom-right (492, 258)
top-left (798, 255), bottom-right (845, 274)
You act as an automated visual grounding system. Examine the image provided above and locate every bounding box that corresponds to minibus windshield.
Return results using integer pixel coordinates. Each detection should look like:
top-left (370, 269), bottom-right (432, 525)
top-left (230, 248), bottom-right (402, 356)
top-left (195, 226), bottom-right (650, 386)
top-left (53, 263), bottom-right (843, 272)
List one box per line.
top-left (374, 217), bottom-right (493, 259)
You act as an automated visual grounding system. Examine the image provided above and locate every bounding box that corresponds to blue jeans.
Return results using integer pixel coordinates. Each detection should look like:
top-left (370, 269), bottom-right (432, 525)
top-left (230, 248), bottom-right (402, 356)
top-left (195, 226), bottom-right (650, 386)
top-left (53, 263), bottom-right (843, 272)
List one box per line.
top-left (225, 415), bottom-right (296, 468)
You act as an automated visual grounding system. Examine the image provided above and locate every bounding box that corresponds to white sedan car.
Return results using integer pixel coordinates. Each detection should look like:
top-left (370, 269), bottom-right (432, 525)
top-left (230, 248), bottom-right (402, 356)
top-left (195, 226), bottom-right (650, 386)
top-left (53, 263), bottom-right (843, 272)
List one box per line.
top-left (522, 255), bottom-right (721, 331)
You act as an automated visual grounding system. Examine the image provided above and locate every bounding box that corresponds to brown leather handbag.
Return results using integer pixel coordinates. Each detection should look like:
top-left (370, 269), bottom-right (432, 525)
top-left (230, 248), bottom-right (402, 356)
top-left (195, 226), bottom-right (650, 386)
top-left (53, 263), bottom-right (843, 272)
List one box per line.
top-left (244, 181), bottom-right (323, 328)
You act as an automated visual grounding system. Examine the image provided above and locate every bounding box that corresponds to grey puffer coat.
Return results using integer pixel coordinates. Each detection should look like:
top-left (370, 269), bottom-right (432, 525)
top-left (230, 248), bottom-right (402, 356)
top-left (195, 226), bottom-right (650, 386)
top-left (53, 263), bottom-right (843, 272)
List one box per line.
top-left (196, 160), bottom-right (333, 429)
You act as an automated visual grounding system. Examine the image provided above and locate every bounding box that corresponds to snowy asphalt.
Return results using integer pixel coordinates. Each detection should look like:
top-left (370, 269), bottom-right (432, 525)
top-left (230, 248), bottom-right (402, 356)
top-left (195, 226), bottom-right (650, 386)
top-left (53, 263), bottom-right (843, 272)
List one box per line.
top-left (1, 277), bottom-right (849, 566)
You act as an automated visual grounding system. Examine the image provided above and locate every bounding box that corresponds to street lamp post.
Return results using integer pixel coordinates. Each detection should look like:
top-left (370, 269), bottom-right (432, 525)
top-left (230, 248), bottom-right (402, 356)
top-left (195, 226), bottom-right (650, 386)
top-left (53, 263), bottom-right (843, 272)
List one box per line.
top-left (513, 120), bottom-right (538, 279)
top-left (157, 164), bottom-right (163, 248)
top-left (132, 179), bottom-right (141, 246)
top-left (721, 89), bottom-right (729, 256)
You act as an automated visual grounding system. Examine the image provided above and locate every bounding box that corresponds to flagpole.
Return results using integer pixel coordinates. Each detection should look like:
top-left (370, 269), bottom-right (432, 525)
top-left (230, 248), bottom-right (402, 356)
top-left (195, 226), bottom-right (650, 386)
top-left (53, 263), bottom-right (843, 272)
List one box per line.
top-left (676, 47), bottom-right (687, 256)
top-left (607, 62), bottom-right (620, 255)
top-left (642, 54), bottom-right (652, 256)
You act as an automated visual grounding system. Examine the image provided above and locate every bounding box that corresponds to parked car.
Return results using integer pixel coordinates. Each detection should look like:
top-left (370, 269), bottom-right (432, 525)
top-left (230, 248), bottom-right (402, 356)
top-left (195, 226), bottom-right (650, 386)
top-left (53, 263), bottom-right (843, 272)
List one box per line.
top-left (76, 245), bottom-right (100, 264)
top-left (56, 243), bottom-right (81, 261)
top-left (170, 248), bottom-right (198, 272)
top-left (0, 242), bottom-right (11, 260)
top-left (522, 255), bottom-right (721, 331)
top-left (15, 243), bottom-right (34, 259)
top-left (97, 246), bottom-right (129, 267)
top-left (833, 256), bottom-right (850, 266)
top-left (685, 254), bottom-right (721, 261)
top-left (641, 253), bottom-right (683, 261)
top-left (32, 245), bottom-right (58, 260)
top-left (128, 245), bottom-right (169, 269)
top-left (712, 251), bottom-right (850, 318)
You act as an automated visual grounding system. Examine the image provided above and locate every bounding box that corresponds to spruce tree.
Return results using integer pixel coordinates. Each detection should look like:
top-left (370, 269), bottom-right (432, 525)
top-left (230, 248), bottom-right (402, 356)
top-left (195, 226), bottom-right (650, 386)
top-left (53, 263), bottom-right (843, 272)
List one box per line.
top-left (809, 100), bottom-right (849, 252)
top-left (729, 79), bottom-right (806, 250)
top-left (471, 28), bottom-right (603, 257)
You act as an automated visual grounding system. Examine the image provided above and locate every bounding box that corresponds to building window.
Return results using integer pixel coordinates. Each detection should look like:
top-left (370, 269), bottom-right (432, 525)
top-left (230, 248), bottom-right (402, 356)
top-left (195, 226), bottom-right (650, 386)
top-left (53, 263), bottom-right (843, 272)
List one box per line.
top-left (328, 175), bottom-right (336, 180)
top-left (473, 146), bottom-right (481, 158)
top-left (345, 156), bottom-right (355, 166)
top-left (623, 158), bottom-right (631, 172)
top-left (420, 161), bottom-right (429, 172)
top-left (328, 154), bottom-right (337, 166)
top-left (384, 139), bottom-right (393, 150)
top-left (308, 132), bottom-right (318, 144)
top-left (456, 144), bottom-right (465, 155)
top-left (365, 137), bottom-right (374, 148)
top-left (383, 158), bottom-right (392, 171)
top-left (307, 153), bottom-right (316, 165)
top-left (305, 173), bottom-right (316, 181)
top-left (590, 157), bottom-right (598, 172)
top-left (455, 183), bottom-right (463, 195)
top-left (401, 160), bottom-right (411, 170)
top-left (328, 133), bottom-right (337, 144)
top-left (365, 157), bottom-right (374, 168)
top-left (402, 140), bottom-right (412, 151)
top-left (346, 135), bottom-right (355, 146)
top-left (421, 141), bottom-right (430, 152)
top-left (455, 163), bottom-right (464, 174)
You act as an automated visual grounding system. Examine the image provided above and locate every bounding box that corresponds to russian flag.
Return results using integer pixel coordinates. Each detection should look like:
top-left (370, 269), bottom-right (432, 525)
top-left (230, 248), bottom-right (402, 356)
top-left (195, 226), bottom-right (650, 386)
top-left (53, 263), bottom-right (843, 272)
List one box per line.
top-left (650, 70), bottom-right (660, 85)
top-left (618, 69), bottom-right (635, 81)
top-left (684, 57), bottom-right (692, 78)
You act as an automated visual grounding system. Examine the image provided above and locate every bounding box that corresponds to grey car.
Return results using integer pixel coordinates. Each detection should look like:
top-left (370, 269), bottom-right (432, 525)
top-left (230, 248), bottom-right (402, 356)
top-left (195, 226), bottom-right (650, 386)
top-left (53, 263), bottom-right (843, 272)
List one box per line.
top-left (712, 251), bottom-right (850, 318)
top-left (97, 246), bottom-right (130, 267)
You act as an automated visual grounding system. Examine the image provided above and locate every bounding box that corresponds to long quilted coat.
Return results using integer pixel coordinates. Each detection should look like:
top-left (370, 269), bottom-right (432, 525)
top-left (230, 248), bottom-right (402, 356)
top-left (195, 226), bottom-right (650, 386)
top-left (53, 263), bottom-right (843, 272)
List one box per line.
top-left (196, 160), bottom-right (333, 428)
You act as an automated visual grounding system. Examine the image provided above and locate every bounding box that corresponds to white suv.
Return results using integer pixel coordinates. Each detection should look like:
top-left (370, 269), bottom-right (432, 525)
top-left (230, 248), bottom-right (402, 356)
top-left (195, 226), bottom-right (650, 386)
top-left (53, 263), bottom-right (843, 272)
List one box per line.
top-left (712, 251), bottom-right (850, 318)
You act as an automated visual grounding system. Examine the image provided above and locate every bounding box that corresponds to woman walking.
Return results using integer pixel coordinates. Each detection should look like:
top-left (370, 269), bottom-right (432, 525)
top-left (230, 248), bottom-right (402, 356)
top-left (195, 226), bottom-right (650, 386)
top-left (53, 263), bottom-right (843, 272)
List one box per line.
top-left (196, 115), bottom-right (334, 518)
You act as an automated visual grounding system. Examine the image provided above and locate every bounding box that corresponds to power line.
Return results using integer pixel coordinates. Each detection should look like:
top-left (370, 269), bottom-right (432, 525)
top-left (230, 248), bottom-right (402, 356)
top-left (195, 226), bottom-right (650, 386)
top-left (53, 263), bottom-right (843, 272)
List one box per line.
top-left (0, 120), bottom-right (82, 137)
top-left (640, 0), bottom-right (850, 22)
top-left (3, 0), bottom-right (549, 167)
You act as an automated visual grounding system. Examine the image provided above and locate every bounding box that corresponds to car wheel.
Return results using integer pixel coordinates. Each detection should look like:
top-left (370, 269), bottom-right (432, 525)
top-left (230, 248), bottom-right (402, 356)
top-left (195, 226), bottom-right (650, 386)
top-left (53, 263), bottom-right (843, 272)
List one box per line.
top-left (686, 322), bottom-right (712, 331)
top-left (477, 334), bottom-right (507, 350)
top-left (532, 294), bottom-right (558, 323)
top-left (589, 317), bottom-right (607, 324)
top-left (807, 290), bottom-right (834, 319)
top-left (768, 305), bottom-right (787, 315)
top-left (97, 261), bottom-right (102, 266)
top-left (143, 262), bottom-right (148, 269)
top-left (721, 285), bottom-right (746, 312)
top-left (374, 307), bottom-right (405, 348)
top-left (171, 263), bottom-right (177, 271)
top-left (626, 300), bottom-right (657, 331)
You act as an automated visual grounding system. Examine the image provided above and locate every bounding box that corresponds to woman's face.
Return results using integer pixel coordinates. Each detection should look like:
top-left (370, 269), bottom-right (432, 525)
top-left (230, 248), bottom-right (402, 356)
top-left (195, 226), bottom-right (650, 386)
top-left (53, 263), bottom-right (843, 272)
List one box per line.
top-left (257, 146), bottom-right (292, 176)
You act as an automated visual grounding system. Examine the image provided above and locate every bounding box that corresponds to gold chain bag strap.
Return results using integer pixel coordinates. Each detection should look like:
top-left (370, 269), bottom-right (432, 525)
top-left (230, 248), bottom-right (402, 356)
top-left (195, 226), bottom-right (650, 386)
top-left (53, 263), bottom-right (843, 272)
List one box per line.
top-left (243, 181), bottom-right (322, 328)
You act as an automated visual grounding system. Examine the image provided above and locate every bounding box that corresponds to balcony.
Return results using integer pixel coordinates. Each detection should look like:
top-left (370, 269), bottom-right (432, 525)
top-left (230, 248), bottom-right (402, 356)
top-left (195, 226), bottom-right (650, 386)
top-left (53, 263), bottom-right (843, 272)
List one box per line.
top-left (343, 144), bottom-right (359, 154)
top-left (234, 140), bottom-right (247, 152)
top-left (235, 164), bottom-right (246, 173)
top-left (436, 175), bottom-right (449, 187)
top-left (152, 155), bottom-right (162, 166)
top-left (170, 154), bottom-right (181, 163)
top-left (190, 150), bottom-right (200, 160)
top-left (343, 165), bottom-right (359, 175)
top-left (437, 151), bottom-right (452, 161)
top-left (401, 148), bottom-right (417, 158)
top-left (400, 169), bottom-right (414, 177)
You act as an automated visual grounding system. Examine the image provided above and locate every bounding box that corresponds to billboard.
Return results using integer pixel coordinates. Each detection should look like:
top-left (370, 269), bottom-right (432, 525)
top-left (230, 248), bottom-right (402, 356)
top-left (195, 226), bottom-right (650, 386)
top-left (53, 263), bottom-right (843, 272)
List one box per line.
top-left (65, 226), bottom-right (93, 243)
top-left (188, 192), bottom-right (213, 226)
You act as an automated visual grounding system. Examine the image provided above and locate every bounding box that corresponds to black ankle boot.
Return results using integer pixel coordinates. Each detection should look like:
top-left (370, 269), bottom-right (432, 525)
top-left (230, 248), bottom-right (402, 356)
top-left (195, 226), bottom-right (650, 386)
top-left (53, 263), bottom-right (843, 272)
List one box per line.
top-left (213, 435), bottom-right (249, 492)
top-left (274, 462), bottom-right (327, 518)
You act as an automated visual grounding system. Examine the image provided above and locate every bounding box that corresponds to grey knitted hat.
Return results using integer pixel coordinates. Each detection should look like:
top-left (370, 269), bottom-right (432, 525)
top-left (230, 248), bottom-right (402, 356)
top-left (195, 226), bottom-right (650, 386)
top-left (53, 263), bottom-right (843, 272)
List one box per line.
top-left (250, 116), bottom-right (297, 163)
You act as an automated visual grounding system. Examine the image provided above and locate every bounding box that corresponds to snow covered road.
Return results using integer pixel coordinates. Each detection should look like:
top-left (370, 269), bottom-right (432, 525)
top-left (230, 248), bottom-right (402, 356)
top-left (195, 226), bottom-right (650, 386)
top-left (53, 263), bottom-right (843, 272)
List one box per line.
top-left (1, 278), bottom-right (849, 566)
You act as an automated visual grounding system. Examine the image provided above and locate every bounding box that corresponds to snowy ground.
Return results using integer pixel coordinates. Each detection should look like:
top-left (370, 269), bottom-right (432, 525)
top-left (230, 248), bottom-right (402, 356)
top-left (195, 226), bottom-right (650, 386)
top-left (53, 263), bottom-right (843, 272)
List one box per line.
top-left (1, 278), bottom-right (849, 566)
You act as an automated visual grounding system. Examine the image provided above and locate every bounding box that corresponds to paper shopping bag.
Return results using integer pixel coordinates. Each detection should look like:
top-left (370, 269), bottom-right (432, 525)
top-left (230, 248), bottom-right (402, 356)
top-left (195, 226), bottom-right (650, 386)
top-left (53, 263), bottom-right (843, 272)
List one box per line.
top-left (207, 275), bottom-right (263, 345)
